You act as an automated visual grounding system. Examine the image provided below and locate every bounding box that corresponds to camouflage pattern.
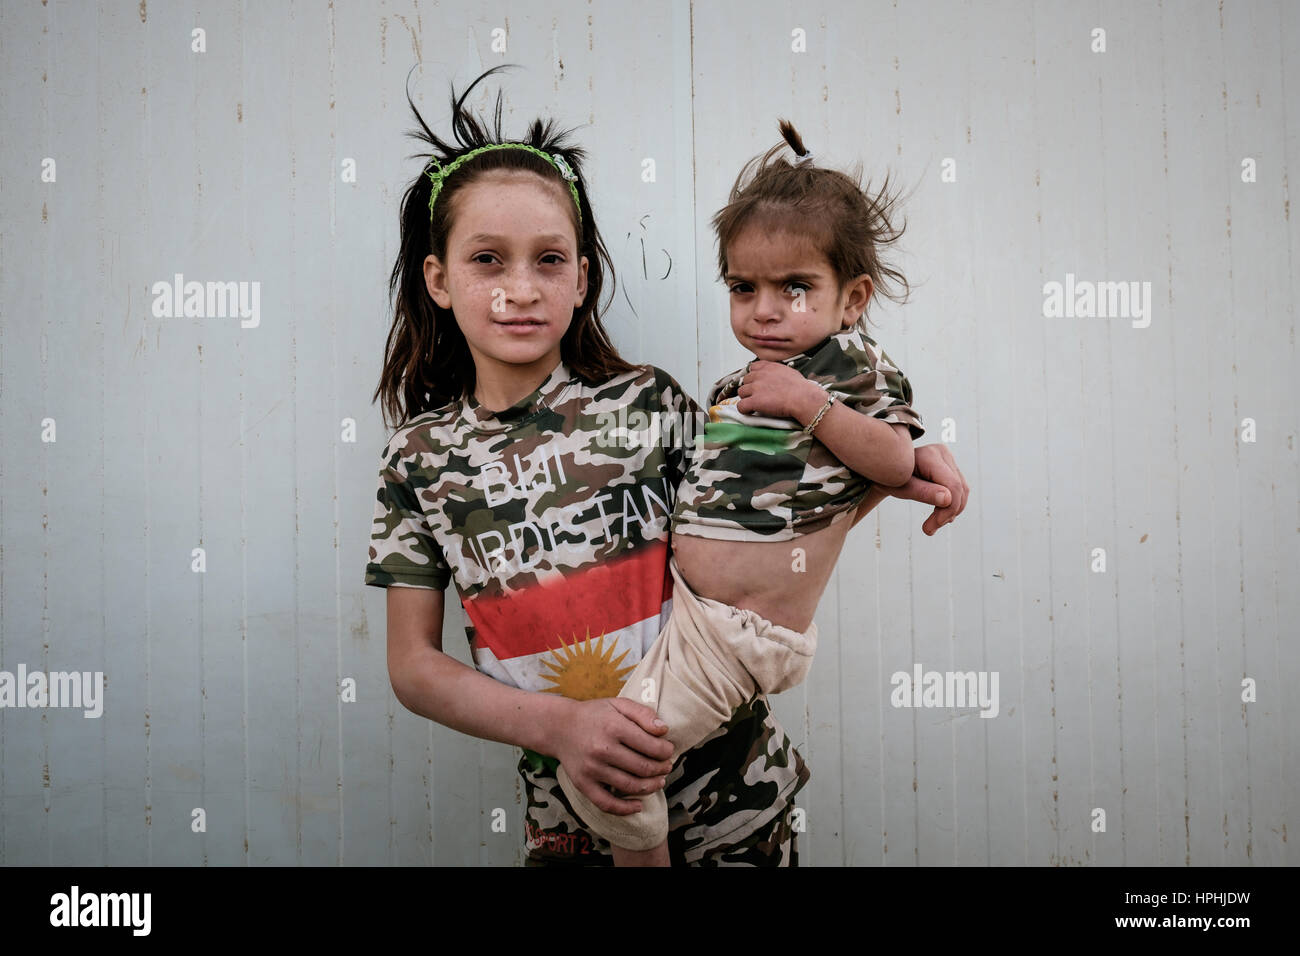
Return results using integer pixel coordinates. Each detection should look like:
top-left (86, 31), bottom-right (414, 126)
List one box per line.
top-left (364, 359), bottom-right (807, 864)
top-left (671, 322), bottom-right (925, 542)
top-left (521, 695), bottom-right (809, 866)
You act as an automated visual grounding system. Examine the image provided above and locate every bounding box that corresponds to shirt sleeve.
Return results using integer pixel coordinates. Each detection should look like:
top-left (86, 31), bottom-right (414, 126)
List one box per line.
top-left (364, 451), bottom-right (451, 591)
top-left (831, 333), bottom-right (926, 441)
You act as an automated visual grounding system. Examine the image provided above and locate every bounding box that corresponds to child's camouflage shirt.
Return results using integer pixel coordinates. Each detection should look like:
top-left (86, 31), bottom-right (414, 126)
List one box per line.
top-left (365, 359), bottom-right (809, 864)
top-left (672, 323), bottom-right (925, 541)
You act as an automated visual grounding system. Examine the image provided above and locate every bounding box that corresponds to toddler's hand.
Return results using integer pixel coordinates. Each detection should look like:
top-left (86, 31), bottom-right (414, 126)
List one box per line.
top-left (734, 360), bottom-right (825, 423)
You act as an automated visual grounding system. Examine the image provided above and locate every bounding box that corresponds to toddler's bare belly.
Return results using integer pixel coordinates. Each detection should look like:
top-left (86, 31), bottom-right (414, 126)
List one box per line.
top-left (671, 511), bottom-right (856, 632)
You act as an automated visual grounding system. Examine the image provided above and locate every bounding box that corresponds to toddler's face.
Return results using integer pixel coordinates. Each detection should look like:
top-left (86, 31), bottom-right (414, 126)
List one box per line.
top-left (426, 171), bottom-right (588, 372)
top-left (724, 226), bottom-right (868, 360)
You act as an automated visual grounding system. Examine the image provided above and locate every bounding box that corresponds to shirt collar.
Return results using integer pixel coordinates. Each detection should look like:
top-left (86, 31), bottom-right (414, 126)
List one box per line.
top-left (458, 357), bottom-right (575, 433)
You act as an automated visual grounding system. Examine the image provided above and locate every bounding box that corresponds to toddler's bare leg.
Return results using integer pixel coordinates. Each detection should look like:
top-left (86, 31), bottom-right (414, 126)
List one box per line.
top-left (611, 841), bottom-right (671, 867)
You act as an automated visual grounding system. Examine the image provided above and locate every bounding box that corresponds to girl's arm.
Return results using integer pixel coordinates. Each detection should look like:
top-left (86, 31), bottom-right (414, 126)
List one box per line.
top-left (385, 586), bottom-right (675, 814)
top-left (850, 482), bottom-right (891, 529)
top-left (850, 443), bottom-right (971, 533)
top-left (876, 443), bottom-right (969, 536)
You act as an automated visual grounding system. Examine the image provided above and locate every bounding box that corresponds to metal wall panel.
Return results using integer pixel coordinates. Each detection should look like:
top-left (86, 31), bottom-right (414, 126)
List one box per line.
top-left (0, 0), bottom-right (1293, 867)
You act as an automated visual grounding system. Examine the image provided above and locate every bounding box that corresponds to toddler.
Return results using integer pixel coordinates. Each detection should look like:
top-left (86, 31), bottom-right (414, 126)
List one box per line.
top-left (557, 120), bottom-right (925, 865)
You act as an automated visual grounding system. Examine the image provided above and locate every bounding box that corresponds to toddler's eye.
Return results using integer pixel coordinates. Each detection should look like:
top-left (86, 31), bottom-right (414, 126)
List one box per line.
top-left (786, 282), bottom-right (810, 294)
top-left (728, 284), bottom-right (751, 294)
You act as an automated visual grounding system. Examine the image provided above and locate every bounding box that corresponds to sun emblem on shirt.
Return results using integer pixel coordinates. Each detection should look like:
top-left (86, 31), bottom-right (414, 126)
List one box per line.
top-left (539, 628), bottom-right (636, 700)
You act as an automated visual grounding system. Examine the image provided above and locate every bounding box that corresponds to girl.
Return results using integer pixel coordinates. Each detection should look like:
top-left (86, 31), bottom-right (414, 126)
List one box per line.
top-left (365, 65), bottom-right (968, 866)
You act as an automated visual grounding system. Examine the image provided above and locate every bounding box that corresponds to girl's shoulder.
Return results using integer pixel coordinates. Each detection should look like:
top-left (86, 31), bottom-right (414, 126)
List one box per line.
top-left (377, 401), bottom-right (460, 467)
top-left (582, 363), bottom-right (699, 412)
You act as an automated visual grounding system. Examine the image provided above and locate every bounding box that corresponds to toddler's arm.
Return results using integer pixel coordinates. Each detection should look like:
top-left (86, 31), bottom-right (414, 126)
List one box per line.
top-left (735, 360), bottom-right (915, 486)
top-left (793, 389), bottom-right (915, 487)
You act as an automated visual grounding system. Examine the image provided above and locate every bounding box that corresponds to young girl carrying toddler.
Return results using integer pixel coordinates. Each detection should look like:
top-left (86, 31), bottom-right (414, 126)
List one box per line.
top-left (365, 65), bottom-right (968, 866)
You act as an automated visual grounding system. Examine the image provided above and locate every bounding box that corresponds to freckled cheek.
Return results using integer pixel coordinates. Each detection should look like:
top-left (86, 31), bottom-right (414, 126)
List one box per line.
top-left (539, 274), bottom-right (576, 295)
top-left (460, 273), bottom-right (573, 303)
top-left (453, 277), bottom-right (506, 314)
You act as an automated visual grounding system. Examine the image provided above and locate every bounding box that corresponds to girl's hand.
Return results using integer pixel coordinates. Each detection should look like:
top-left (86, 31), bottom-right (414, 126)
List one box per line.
top-left (880, 443), bottom-right (970, 535)
top-left (551, 697), bottom-right (675, 815)
top-left (734, 360), bottom-right (826, 423)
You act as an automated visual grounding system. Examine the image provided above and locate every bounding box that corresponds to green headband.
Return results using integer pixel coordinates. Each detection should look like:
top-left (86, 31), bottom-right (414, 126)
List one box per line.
top-left (426, 143), bottom-right (583, 226)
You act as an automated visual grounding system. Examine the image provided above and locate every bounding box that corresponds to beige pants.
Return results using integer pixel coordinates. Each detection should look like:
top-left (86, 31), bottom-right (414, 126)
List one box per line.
top-left (556, 554), bottom-right (818, 851)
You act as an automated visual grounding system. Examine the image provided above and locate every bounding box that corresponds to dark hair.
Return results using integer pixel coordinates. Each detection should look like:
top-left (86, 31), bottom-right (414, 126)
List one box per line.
top-left (373, 64), bottom-right (637, 430)
top-left (710, 119), bottom-right (918, 328)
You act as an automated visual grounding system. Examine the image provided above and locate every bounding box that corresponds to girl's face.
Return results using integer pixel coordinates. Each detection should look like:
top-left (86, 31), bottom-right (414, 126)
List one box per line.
top-left (425, 171), bottom-right (588, 379)
top-left (724, 225), bottom-right (872, 360)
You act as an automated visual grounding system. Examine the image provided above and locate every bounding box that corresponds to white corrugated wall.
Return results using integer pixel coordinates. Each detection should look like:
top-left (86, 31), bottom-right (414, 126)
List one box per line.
top-left (0, 0), bottom-right (1295, 866)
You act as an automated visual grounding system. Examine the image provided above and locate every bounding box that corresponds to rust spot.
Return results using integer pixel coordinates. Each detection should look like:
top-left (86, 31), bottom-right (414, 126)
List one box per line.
top-left (1139, 533), bottom-right (1148, 543)
top-left (42, 201), bottom-right (48, 223)
top-left (139, 0), bottom-right (146, 23)
top-left (237, 102), bottom-right (242, 123)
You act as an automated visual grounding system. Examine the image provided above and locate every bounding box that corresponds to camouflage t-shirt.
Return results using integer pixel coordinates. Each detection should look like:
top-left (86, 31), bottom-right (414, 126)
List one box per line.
top-left (671, 322), bottom-right (925, 542)
top-left (364, 359), bottom-right (809, 864)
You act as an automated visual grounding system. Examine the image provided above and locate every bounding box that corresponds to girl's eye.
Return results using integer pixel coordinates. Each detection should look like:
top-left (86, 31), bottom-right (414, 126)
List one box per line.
top-left (729, 284), bottom-right (751, 294)
top-left (472, 253), bottom-right (498, 265)
top-left (786, 281), bottom-right (810, 294)
top-left (541, 254), bottom-right (565, 265)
